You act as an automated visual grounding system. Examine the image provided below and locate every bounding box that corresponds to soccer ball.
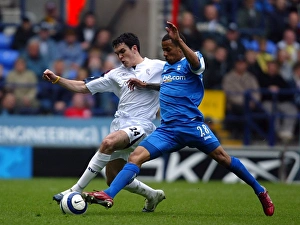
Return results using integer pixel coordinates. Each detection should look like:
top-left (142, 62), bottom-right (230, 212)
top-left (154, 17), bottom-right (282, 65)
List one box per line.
top-left (60, 192), bottom-right (88, 215)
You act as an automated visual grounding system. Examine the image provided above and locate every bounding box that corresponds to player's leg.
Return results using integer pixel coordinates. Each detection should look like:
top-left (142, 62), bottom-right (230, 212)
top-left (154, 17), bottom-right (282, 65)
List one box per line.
top-left (190, 120), bottom-right (274, 216)
top-left (105, 158), bottom-right (165, 212)
top-left (208, 145), bottom-right (274, 216)
top-left (72, 125), bottom-right (146, 193)
top-left (84, 124), bottom-right (181, 209)
top-left (209, 146), bottom-right (265, 194)
top-left (83, 146), bottom-right (150, 208)
top-left (52, 130), bottom-right (130, 202)
top-left (70, 131), bottom-right (130, 191)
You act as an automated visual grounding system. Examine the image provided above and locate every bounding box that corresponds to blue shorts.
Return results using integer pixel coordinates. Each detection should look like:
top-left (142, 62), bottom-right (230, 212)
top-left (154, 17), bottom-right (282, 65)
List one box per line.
top-left (139, 118), bottom-right (220, 160)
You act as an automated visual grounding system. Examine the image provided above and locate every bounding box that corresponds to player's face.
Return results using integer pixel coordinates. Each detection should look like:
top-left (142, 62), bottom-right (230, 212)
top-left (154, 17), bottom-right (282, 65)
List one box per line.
top-left (162, 40), bottom-right (183, 64)
top-left (114, 43), bottom-right (137, 68)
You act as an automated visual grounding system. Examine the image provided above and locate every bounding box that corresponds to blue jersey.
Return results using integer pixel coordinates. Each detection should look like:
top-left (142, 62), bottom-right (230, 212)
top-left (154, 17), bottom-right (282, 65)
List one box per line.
top-left (160, 51), bottom-right (205, 123)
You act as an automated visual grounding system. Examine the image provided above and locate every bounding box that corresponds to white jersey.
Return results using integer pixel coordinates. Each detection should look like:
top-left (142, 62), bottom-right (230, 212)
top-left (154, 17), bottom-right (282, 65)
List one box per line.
top-left (86, 58), bottom-right (165, 160)
top-left (86, 57), bottom-right (165, 121)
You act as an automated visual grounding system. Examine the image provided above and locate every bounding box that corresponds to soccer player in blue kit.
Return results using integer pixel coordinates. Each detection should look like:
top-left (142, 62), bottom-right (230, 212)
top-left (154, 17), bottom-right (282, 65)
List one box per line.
top-left (84, 21), bottom-right (275, 216)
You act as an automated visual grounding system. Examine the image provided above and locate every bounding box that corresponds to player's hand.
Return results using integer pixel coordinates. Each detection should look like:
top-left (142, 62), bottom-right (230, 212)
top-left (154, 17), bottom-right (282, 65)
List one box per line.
top-left (127, 78), bottom-right (146, 91)
top-left (43, 69), bottom-right (56, 82)
top-left (165, 21), bottom-right (180, 42)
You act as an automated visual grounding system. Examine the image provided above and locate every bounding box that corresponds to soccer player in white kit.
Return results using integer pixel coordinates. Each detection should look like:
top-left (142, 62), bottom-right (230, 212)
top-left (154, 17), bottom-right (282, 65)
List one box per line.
top-left (43, 33), bottom-right (166, 212)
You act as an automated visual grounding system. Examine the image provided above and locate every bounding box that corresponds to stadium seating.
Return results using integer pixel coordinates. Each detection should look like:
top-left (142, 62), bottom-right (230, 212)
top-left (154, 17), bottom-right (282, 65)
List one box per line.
top-left (0, 32), bottom-right (13, 49)
top-left (0, 49), bottom-right (19, 70)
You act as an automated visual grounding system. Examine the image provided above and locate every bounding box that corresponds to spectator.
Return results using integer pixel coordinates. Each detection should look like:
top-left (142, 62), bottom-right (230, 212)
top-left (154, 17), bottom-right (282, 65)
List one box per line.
top-left (85, 53), bottom-right (119, 116)
top-left (259, 60), bottom-right (298, 142)
top-left (102, 53), bottom-right (121, 71)
top-left (75, 67), bottom-right (89, 81)
top-left (64, 93), bottom-right (92, 118)
top-left (56, 28), bottom-right (85, 72)
top-left (83, 47), bottom-right (104, 77)
top-left (236, 0), bottom-right (266, 39)
top-left (22, 39), bottom-right (48, 81)
top-left (277, 29), bottom-right (300, 80)
top-left (91, 28), bottom-right (114, 56)
top-left (201, 38), bottom-right (218, 89)
top-left (222, 55), bottom-right (261, 138)
top-left (289, 62), bottom-right (300, 110)
top-left (287, 0), bottom-right (299, 12)
top-left (245, 49), bottom-right (262, 75)
top-left (38, 59), bottom-right (68, 114)
top-left (276, 48), bottom-right (293, 83)
top-left (180, 0), bottom-right (209, 22)
top-left (0, 91), bottom-right (16, 116)
top-left (196, 4), bottom-right (226, 44)
top-left (204, 45), bottom-right (229, 89)
top-left (50, 59), bottom-right (73, 115)
top-left (40, 1), bottom-right (65, 41)
top-left (11, 17), bottom-right (35, 53)
top-left (5, 58), bottom-right (39, 114)
top-left (223, 22), bottom-right (246, 69)
top-left (77, 11), bottom-right (98, 51)
top-left (286, 11), bottom-right (300, 43)
top-left (255, 37), bottom-right (274, 76)
top-left (216, 0), bottom-right (243, 25)
top-left (178, 10), bottom-right (203, 51)
top-left (73, 67), bottom-right (108, 116)
top-left (266, 0), bottom-right (290, 43)
top-left (30, 22), bottom-right (57, 68)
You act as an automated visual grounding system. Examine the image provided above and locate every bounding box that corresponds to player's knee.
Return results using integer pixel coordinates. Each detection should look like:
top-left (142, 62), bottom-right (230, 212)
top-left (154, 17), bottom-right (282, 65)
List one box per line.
top-left (100, 138), bottom-right (114, 153)
top-left (210, 147), bottom-right (231, 167)
top-left (217, 155), bottom-right (230, 167)
top-left (128, 147), bottom-right (149, 167)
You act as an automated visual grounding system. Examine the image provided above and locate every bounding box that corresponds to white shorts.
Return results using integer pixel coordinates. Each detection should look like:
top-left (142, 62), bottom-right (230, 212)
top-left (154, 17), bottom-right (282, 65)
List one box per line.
top-left (109, 117), bottom-right (156, 161)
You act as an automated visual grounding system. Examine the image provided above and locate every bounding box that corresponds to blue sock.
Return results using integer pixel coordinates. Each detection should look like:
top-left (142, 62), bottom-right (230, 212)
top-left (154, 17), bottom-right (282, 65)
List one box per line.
top-left (229, 156), bottom-right (264, 195)
top-left (104, 163), bottom-right (140, 198)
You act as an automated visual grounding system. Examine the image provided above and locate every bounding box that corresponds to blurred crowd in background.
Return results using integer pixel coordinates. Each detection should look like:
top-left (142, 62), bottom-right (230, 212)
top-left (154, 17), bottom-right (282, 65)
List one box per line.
top-left (0, 1), bottom-right (120, 118)
top-left (180, 0), bottom-right (300, 142)
top-left (0, 0), bottom-right (300, 142)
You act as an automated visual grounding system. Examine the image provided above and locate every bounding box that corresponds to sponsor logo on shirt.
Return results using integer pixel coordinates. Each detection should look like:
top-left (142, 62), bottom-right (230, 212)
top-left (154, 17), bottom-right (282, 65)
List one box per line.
top-left (162, 74), bottom-right (186, 83)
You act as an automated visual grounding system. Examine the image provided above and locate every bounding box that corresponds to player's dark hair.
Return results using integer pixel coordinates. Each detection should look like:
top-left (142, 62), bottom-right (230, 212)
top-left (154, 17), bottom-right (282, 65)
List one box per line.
top-left (112, 33), bottom-right (140, 52)
top-left (162, 33), bottom-right (186, 45)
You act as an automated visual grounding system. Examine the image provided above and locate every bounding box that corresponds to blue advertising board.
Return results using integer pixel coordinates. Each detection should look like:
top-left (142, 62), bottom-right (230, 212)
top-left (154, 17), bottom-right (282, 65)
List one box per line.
top-left (0, 116), bottom-right (113, 147)
top-left (0, 146), bottom-right (32, 178)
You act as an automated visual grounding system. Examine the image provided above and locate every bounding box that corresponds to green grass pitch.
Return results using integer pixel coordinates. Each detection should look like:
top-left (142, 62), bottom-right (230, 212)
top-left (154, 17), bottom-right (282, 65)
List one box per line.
top-left (0, 178), bottom-right (299, 225)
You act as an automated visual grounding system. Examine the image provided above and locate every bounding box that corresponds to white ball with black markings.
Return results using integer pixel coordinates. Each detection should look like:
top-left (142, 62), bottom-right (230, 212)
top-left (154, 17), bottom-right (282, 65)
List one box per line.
top-left (60, 192), bottom-right (88, 215)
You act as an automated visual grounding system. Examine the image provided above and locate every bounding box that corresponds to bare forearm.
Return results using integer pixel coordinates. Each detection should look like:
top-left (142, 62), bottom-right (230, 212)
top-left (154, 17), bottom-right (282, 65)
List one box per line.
top-left (127, 78), bottom-right (160, 91)
top-left (177, 39), bottom-right (200, 69)
top-left (145, 83), bottom-right (161, 91)
top-left (56, 77), bottom-right (90, 93)
top-left (43, 69), bottom-right (90, 93)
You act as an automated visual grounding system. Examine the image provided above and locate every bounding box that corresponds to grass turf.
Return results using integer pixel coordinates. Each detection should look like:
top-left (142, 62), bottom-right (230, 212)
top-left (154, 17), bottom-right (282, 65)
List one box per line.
top-left (0, 178), bottom-right (299, 225)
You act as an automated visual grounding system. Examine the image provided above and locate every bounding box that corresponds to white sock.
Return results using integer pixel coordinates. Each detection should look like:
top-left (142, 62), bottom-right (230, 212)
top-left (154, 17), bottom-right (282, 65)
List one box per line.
top-left (124, 178), bottom-right (156, 199)
top-left (65, 151), bottom-right (111, 193)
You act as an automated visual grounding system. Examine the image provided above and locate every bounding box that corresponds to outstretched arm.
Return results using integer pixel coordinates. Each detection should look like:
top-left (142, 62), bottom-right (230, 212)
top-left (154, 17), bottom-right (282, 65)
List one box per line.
top-left (165, 21), bottom-right (200, 70)
top-left (127, 78), bottom-right (160, 91)
top-left (43, 69), bottom-right (90, 93)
